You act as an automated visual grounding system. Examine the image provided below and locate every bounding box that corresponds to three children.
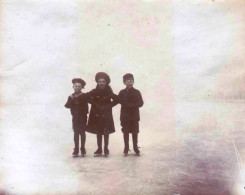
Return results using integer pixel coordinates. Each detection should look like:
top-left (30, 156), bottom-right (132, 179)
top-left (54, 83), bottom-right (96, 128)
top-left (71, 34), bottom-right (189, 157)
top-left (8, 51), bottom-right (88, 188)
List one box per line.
top-left (65, 73), bottom-right (143, 157)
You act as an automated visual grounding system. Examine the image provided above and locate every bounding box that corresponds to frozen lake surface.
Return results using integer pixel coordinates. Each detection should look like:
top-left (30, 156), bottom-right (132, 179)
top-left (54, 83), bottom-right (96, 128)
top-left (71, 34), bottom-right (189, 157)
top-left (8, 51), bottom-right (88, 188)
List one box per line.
top-left (0, 101), bottom-right (245, 195)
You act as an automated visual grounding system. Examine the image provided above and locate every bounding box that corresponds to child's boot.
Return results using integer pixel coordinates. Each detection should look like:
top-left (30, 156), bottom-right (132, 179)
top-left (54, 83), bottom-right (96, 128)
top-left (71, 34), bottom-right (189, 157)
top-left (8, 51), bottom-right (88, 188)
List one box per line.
top-left (80, 147), bottom-right (86, 157)
top-left (94, 148), bottom-right (102, 156)
top-left (72, 148), bottom-right (79, 156)
top-left (104, 146), bottom-right (109, 157)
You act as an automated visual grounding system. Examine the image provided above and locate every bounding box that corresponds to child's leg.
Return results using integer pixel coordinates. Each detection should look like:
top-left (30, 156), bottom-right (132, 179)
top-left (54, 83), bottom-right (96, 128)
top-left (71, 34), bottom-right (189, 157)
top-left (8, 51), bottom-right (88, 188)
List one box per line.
top-left (104, 135), bottom-right (109, 155)
top-left (104, 134), bottom-right (109, 148)
top-left (80, 131), bottom-right (86, 149)
top-left (132, 133), bottom-right (137, 148)
top-left (80, 130), bottom-right (86, 155)
top-left (74, 132), bottom-right (79, 149)
top-left (72, 131), bottom-right (79, 156)
top-left (80, 115), bottom-right (87, 149)
top-left (94, 134), bottom-right (103, 155)
top-left (104, 135), bottom-right (109, 156)
top-left (121, 121), bottom-right (130, 154)
top-left (72, 116), bottom-right (80, 151)
top-left (123, 132), bottom-right (129, 150)
top-left (132, 121), bottom-right (140, 154)
top-left (132, 133), bottom-right (140, 154)
top-left (97, 134), bottom-right (102, 150)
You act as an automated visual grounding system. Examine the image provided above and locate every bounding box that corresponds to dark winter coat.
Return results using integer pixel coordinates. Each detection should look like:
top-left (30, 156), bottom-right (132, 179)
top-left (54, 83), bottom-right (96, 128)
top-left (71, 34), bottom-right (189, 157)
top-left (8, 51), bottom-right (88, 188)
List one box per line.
top-left (118, 87), bottom-right (144, 121)
top-left (65, 93), bottom-right (88, 132)
top-left (85, 86), bottom-right (118, 135)
top-left (65, 93), bottom-right (88, 116)
top-left (64, 93), bottom-right (89, 116)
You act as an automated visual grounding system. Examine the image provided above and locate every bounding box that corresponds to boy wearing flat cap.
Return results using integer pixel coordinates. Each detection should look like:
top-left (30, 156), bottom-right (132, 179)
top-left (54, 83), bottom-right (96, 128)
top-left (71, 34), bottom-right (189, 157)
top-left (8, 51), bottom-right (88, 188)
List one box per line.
top-left (65, 78), bottom-right (88, 157)
top-left (85, 72), bottom-right (118, 157)
top-left (118, 73), bottom-right (144, 156)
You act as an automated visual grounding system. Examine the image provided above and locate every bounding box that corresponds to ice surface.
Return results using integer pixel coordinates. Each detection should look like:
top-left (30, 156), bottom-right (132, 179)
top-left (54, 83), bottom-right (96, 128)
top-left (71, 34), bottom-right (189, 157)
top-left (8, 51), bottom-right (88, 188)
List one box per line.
top-left (0, 101), bottom-right (245, 195)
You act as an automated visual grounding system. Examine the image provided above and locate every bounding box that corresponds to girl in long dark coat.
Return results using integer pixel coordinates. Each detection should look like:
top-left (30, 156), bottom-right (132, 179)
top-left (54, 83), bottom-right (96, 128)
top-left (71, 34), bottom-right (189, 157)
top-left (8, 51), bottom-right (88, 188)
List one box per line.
top-left (85, 72), bottom-right (118, 156)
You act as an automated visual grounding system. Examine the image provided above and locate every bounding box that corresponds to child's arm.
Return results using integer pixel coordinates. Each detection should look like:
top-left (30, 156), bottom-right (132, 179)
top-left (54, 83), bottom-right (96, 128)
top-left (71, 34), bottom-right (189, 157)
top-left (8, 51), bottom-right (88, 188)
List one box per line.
top-left (117, 91), bottom-right (124, 104)
top-left (98, 93), bottom-right (119, 110)
top-left (109, 94), bottom-right (119, 108)
top-left (126, 91), bottom-right (144, 108)
top-left (83, 90), bottom-right (94, 104)
top-left (64, 95), bottom-right (74, 108)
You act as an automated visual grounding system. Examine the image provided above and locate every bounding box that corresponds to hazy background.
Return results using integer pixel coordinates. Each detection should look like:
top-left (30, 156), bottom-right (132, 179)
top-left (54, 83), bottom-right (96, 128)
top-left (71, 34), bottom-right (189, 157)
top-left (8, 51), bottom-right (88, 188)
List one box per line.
top-left (1, 0), bottom-right (245, 194)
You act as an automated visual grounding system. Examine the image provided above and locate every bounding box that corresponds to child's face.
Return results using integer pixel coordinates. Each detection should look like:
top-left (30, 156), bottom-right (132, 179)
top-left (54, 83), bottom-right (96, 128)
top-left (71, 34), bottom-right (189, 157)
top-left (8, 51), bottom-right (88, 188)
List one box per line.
top-left (124, 78), bottom-right (134, 88)
top-left (73, 83), bottom-right (83, 93)
top-left (98, 78), bottom-right (106, 89)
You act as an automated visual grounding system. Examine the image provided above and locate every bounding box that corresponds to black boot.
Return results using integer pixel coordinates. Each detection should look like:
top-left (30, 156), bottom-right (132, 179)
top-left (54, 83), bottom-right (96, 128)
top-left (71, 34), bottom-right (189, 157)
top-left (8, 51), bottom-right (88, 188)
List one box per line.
top-left (123, 133), bottom-right (130, 155)
top-left (80, 147), bottom-right (86, 157)
top-left (94, 148), bottom-right (102, 156)
top-left (132, 133), bottom-right (140, 156)
top-left (104, 147), bottom-right (109, 157)
top-left (94, 134), bottom-right (102, 156)
top-left (72, 148), bottom-right (79, 156)
top-left (104, 135), bottom-right (109, 156)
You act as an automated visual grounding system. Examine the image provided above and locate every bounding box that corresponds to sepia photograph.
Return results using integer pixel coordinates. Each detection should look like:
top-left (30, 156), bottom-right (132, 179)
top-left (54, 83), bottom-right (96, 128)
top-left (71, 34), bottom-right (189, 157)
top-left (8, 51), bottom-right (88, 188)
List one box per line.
top-left (0, 0), bottom-right (245, 194)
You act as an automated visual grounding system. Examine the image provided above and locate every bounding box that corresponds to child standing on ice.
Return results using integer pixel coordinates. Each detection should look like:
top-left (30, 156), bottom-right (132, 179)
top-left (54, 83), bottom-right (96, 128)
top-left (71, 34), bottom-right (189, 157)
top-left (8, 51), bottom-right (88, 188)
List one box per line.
top-left (85, 72), bottom-right (118, 157)
top-left (118, 73), bottom-right (144, 156)
top-left (65, 78), bottom-right (88, 157)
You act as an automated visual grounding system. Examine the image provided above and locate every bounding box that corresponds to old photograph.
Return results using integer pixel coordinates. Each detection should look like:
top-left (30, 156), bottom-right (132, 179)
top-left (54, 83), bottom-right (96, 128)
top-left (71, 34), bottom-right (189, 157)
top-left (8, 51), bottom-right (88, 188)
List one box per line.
top-left (1, 0), bottom-right (245, 194)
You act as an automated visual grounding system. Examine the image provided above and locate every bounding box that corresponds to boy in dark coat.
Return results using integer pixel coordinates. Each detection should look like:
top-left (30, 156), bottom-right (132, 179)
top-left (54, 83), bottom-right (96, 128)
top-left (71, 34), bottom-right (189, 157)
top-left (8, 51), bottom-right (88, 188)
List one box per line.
top-left (85, 72), bottom-right (118, 157)
top-left (65, 78), bottom-right (88, 157)
top-left (118, 73), bottom-right (144, 155)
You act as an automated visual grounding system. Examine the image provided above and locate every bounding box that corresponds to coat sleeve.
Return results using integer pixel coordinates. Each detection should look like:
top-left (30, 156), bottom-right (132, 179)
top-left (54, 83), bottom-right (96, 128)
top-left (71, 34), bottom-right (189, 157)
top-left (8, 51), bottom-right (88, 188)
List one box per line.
top-left (84, 90), bottom-right (94, 104)
top-left (126, 91), bottom-right (144, 109)
top-left (118, 91), bottom-right (123, 104)
top-left (110, 94), bottom-right (119, 107)
top-left (103, 93), bottom-right (119, 110)
top-left (64, 96), bottom-right (74, 108)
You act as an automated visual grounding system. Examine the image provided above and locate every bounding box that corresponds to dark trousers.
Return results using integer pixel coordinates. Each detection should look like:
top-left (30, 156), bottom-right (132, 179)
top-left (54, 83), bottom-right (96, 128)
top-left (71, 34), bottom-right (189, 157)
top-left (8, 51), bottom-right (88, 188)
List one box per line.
top-left (74, 131), bottom-right (86, 149)
top-left (97, 134), bottom-right (109, 149)
top-left (123, 133), bottom-right (138, 149)
top-left (72, 115), bottom-right (87, 149)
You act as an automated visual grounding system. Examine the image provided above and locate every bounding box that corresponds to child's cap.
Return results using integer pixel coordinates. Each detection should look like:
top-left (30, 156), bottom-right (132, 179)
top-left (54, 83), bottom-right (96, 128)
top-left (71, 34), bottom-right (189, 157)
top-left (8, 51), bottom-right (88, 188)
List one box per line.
top-left (72, 78), bottom-right (86, 88)
top-left (123, 73), bottom-right (134, 83)
top-left (95, 72), bottom-right (111, 84)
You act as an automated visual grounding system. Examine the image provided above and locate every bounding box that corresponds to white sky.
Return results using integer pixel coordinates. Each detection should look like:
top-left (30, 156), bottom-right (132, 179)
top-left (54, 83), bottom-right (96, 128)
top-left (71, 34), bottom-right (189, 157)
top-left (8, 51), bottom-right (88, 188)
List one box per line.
top-left (2, 0), bottom-right (245, 106)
